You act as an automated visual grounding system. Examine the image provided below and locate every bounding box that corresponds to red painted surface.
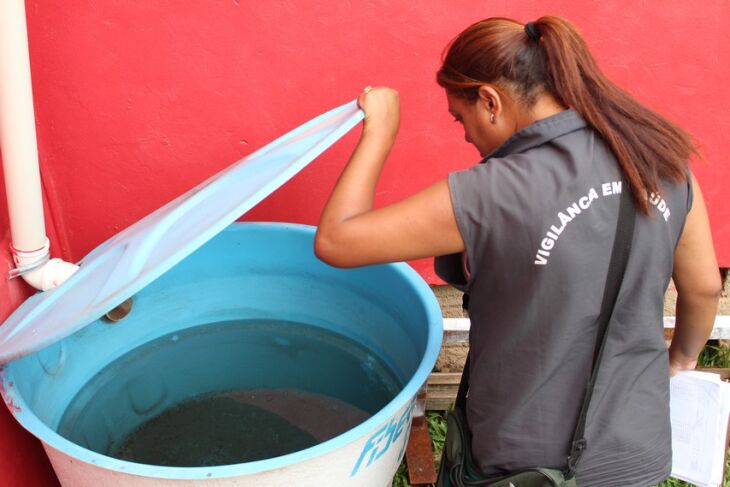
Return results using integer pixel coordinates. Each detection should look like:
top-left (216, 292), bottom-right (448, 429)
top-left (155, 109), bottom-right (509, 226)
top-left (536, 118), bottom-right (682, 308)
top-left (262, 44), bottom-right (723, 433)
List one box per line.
top-left (19, 0), bottom-right (730, 279)
top-left (0, 1), bottom-right (728, 483)
top-left (0, 167), bottom-right (61, 486)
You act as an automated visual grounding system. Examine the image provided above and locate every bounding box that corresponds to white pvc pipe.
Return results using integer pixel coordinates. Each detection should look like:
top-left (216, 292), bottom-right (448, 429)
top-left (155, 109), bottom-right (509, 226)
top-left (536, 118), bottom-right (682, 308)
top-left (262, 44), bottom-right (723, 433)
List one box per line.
top-left (0, 0), bottom-right (78, 290)
top-left (0, 0), bottom-right (45, 250)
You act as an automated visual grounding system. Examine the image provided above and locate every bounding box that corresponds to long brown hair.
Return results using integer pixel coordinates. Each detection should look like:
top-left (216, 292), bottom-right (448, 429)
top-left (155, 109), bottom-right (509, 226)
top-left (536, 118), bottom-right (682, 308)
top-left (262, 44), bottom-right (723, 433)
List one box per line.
top-left (436, 16), bottom-right (698, 214)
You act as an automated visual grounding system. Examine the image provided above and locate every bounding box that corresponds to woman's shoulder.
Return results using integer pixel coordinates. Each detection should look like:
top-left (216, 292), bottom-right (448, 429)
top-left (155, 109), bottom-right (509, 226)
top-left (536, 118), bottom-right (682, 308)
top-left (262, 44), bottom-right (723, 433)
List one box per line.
top-left (448, 150), bottom-right (563, 205)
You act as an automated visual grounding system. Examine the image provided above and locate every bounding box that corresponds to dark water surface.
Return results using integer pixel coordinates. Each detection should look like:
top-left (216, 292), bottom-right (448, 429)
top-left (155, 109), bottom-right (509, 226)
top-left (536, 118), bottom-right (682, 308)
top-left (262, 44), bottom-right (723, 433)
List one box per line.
top-left (57, 319), bottom-right (402, 466)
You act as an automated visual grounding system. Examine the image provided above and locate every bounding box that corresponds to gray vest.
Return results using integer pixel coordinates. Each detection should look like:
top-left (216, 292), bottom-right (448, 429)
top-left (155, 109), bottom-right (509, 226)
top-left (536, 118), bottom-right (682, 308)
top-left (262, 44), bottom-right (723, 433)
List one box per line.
top-left (436, 109), bottom-right (691, 486)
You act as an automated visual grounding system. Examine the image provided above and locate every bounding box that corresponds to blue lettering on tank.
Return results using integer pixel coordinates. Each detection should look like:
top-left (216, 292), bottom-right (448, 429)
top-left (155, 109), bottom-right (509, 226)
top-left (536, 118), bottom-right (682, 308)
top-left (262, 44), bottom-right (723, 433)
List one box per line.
top-left (350, 398), bottom-right (415, 477)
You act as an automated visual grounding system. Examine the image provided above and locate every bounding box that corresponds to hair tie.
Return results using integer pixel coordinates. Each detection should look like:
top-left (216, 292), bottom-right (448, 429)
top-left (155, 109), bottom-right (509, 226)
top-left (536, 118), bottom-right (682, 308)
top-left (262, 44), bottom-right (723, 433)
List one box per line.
top-left (525, 22), bottom-right (541, 42)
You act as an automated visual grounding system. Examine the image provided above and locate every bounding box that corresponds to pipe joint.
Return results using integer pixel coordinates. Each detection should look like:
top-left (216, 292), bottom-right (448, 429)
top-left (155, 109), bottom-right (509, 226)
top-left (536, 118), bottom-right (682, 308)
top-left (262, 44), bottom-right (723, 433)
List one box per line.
top-left (9, 238), bottom-right (50, 278)
top-left (9, 239), bottom-right (79, 291)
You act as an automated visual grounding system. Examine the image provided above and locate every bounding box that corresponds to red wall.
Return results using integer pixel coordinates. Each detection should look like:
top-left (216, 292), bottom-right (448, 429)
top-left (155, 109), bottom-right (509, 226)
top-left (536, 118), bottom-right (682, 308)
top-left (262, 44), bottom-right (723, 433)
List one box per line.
top-left (1, 1), bottom-right (728, 483)
top-left (0, 169), bottom-right (60, 485)
top-left (23, 0), bottom-right (730, 280)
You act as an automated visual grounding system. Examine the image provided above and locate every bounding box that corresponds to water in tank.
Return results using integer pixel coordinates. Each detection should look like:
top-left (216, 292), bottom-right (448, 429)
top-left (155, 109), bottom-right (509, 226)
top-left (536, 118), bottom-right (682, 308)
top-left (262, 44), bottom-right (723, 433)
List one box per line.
top-left (57, 319), bottom-right (403, 466)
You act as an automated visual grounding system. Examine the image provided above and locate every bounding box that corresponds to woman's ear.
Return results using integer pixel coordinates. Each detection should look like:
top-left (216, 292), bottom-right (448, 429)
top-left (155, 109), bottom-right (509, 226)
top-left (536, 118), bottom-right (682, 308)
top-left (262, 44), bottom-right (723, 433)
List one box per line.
top-left (477, 85), bottom-right (502, 119)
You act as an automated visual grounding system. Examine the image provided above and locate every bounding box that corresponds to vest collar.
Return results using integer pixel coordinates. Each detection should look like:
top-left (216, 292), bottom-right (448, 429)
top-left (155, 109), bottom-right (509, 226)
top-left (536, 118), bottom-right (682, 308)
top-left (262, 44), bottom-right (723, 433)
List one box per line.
top-left (482, 108), bottom-right (587, 161)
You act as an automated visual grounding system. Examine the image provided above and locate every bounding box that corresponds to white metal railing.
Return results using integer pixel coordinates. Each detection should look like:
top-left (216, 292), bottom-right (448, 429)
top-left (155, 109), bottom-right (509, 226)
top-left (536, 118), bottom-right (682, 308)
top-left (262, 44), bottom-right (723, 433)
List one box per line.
top-left (442, 315), bottom-right (730, 343)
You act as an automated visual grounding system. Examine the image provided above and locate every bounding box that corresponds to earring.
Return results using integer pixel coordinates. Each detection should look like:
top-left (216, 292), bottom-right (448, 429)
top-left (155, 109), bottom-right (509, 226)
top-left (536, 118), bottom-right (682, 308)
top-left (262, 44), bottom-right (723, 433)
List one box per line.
top-left (490, 113), bottom-right (495, 124)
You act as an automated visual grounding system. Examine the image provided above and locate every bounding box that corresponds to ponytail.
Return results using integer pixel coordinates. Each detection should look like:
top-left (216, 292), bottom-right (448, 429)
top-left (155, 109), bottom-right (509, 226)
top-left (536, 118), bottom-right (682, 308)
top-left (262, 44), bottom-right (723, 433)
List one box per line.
top-left (535, 16), bottom-right (696, 212)
top-left (437, 16), bottom-right (698, 214)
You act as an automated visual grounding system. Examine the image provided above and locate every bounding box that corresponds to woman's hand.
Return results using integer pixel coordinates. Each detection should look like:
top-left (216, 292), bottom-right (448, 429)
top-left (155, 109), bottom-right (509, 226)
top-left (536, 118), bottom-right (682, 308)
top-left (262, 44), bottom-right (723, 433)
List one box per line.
top-left (668, 354), bottom-right (698, 377)
top-left (358, 86), bottom-right (400, 141)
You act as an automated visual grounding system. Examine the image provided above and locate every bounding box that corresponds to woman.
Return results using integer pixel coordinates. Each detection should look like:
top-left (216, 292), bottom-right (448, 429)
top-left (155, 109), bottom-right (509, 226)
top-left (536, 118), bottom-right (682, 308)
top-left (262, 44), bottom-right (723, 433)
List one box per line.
top-left (315, 16), bottom-right (721, 486)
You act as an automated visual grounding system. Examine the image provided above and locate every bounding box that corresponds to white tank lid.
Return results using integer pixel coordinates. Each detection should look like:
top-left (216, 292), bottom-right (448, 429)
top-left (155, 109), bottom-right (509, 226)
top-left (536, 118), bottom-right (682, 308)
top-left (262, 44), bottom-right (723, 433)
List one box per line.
top-left (0, 100), bottom-right (363, 364)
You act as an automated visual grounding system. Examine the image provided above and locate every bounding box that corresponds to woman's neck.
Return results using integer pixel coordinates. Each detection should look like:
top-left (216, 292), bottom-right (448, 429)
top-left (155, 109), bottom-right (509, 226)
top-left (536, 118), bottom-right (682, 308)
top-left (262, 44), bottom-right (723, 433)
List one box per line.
top-left (515, 93), bottom-right (567, 130)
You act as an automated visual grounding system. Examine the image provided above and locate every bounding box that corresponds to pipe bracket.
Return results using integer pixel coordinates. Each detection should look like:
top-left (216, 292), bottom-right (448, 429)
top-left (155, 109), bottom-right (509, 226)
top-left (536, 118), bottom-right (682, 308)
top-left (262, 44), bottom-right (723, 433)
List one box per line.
top-left (8, 240), bottom-right (50, 279)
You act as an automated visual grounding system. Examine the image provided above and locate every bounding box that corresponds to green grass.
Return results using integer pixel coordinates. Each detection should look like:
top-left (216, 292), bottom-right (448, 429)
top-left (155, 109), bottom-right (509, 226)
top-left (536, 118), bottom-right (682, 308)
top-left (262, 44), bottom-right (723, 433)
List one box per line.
top-left (393, 341), bottom-right (730, 487)
top-left (698, 343), bottom-right (730, 369)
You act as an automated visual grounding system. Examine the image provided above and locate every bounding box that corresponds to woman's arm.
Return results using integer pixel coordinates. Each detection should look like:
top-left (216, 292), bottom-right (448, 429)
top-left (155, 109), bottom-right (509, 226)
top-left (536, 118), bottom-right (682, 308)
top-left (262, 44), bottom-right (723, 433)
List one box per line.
top-left (668, 176), bottom-right (722, 376)
top-left (315, 87), bottom-right (465, 267)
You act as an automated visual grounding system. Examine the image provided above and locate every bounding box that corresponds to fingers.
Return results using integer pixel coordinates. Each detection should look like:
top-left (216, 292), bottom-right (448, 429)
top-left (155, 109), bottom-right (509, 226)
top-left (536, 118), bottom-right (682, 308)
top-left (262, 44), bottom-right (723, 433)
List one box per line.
top-left (358, 85), bottom-right (375, 110)
top-left (357, 86), bottom-right (367, 110)
top-left (357, 86), bottom-right (399, 110)
top-left (357, 86), bottom-right (400, 138)
top-left (360, 86), bottom-right (398, 98)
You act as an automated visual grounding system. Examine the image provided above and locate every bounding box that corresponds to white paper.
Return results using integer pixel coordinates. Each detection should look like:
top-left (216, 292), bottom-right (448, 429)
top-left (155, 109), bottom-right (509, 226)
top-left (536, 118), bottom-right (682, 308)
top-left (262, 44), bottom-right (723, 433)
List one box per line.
top-left (670, 371), bottom-right (730, 487)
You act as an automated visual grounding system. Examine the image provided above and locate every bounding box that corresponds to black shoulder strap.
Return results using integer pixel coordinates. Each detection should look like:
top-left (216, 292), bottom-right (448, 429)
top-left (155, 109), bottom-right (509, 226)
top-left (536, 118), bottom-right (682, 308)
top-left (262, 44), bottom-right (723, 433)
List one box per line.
top-left (453, 181), bottom-right (636, 478)
top-left (455, 352), bottom-right (470, 410)
top-left (565, 182), bottom-right (635, 478)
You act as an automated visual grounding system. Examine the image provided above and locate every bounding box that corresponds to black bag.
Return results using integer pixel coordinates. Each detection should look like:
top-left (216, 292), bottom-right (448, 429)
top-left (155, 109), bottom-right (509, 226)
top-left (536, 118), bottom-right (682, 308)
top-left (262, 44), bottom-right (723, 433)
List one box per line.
top-left (436, 366), bottom-right (576, 487)
top-left (436, 355), bottom-right (576, 487)
top-left (437, 184), bottom-right (636, 487)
